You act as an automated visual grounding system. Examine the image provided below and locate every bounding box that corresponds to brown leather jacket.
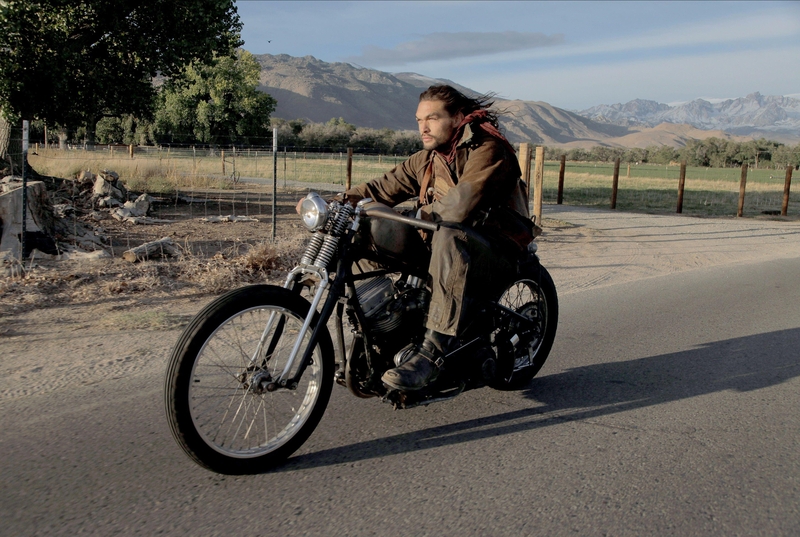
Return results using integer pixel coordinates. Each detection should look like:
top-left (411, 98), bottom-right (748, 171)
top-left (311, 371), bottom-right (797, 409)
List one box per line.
top-left (346, 124), bottom-right (529, 229)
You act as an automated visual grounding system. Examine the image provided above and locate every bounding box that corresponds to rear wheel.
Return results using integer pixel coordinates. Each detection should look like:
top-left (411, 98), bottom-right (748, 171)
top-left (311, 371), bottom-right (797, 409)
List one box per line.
top-left (492, 263), bottom-right (558, 390)
top-left (164, 285), bottom-right (334, 474)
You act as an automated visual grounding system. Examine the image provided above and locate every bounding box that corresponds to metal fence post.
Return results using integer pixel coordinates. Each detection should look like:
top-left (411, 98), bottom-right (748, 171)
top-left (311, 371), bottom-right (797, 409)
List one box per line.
top-left (346, 147), bottom-right (353, 191)
top-left (20, 120), bottom-right (29, 260)
top-left (272, 128), bottom-right (278, 241)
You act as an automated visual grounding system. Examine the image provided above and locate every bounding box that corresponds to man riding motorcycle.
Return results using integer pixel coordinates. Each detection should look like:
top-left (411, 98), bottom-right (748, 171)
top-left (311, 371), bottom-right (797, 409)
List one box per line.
top-left (341, 85), bottom-right (533, 391)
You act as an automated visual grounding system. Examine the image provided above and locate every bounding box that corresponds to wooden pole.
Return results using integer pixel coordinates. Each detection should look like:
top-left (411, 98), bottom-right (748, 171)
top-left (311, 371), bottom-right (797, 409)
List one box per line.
top-left (677, 161), bottom-right (686, 213)
top-left (627, 163), bottom-right (631, 178)
top-left (518, 143), bottom-right (532, 198)
top-left (557, 154), bottom-right (565, 205)
top-left (221, 149), bottom-right (226, 175)
top-left (346, 147), bottom-right (353, 191)
top-left (533, 146), bottom-right (544, 224)
top-left (737, 163), bottom-right (748, 217)
top-left (129, 144), bottom-right (134, 159)
top-left (611, 157), bottom-right (620, 209)
top-left (782, 165), bottom-right (793, 216)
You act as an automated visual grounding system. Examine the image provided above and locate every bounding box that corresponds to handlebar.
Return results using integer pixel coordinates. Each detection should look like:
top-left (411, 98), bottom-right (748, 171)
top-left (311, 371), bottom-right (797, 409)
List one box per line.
top-left (359, 202), bottom-right (440, 232)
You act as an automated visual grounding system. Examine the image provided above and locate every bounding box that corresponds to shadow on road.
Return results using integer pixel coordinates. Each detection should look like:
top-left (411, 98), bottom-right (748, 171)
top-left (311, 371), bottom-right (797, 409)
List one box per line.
top-left (280, 327), bottom-right (800, 471)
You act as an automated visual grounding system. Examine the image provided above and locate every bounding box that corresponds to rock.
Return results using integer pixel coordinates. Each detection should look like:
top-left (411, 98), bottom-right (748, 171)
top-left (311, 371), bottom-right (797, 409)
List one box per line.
top-left (1, 175), bottom-right (22, 193)
top-left (97, 196), bottom-right (122, 208)
top-left (111, 207), bottom-right (173, 225)
top-left (122, 193), bottom-right (152, 217)
top-left (93, 176), bottom-right (127, 201)
top-left (98, 169), bottom-right (119, 182)
top-left (52, 203), bottom-right (75, 218)
top-left (77, 170), bottom-right (95, 185)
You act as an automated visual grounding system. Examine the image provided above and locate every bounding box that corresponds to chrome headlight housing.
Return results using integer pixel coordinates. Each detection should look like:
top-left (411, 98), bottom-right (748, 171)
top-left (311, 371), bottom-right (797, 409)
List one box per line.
top-left (300, 192), bottom-right (329, 231)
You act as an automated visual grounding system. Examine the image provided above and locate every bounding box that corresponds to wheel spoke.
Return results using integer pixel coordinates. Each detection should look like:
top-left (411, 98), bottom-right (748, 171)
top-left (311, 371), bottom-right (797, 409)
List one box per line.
top-left (188, 304), bottom-right (322, 457)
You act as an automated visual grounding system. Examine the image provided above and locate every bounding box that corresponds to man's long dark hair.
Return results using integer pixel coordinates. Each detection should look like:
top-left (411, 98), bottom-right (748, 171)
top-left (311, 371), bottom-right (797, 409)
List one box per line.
top-left (419, 85), bottom-right (500, 128)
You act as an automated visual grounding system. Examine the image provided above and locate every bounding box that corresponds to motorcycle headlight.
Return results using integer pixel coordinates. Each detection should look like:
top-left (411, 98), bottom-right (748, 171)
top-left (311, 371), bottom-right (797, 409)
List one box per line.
top-left (300, 192), bottom-right (329, 231)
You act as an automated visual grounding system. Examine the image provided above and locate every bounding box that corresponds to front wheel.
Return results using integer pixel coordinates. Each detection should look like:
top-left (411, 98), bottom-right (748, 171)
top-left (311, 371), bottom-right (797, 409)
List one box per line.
top-left (492, 263), bottom-right (559, 390)
top-left (164, 285), bottom-right (334, 474)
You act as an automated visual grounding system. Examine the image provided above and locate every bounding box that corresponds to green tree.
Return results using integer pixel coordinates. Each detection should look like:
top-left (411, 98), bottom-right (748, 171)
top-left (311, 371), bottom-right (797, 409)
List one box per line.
top-left (0, 0), bottom-right (242, 172)
top-left (154, 50), bottom-right (276, 145)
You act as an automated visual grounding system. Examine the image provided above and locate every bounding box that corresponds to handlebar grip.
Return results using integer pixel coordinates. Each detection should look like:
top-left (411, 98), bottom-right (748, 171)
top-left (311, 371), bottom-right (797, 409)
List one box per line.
top-left (362, 204), bottom-right (440, 232)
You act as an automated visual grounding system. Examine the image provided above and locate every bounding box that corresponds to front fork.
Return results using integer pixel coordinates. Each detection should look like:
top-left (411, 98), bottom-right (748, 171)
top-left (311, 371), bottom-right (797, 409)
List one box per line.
top-left (262, 242), bottom-right (354, 389)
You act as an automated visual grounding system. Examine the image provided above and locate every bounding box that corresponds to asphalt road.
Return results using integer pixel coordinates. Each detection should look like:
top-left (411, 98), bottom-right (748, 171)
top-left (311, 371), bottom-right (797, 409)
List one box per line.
top-left (2, 211), bottom-right (799, 536)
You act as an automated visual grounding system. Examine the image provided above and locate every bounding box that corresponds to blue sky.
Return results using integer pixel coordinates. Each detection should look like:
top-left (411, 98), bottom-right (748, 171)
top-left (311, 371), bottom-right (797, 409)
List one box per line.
top-left (236, 1), bottom-right (800, 110)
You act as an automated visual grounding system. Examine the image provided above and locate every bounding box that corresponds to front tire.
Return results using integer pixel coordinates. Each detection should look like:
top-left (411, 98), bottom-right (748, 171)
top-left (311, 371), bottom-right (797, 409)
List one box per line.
top-left (165, 285), bottom-right (334, 474)
top-left (492, 263), bottom-right (558, 390)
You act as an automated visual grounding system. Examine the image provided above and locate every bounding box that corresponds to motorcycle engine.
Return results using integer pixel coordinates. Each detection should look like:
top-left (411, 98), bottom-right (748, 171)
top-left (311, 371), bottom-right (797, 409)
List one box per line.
top-left (354, 275), bottom-right (428, 334)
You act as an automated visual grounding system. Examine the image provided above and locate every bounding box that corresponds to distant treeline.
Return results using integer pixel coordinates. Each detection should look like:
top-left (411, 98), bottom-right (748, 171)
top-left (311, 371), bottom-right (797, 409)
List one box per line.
top-left (545, 138), bottom-right (800, 169)
top-left (30, 113), bottom-right (800, 169)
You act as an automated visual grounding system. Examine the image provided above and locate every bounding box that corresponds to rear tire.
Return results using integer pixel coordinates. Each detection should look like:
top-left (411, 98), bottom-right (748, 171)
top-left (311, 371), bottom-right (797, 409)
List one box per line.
top-left (164, 285), bottom-right (334, 474)
top-left (491, 263), bottom-right (558, 390)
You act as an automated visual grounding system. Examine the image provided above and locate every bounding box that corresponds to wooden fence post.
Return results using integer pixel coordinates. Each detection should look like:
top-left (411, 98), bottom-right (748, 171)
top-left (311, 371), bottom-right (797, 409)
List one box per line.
top-left (677, 161), bottom-right (686, 213)
top-left (533, 146), bottom-right (544, 224)
top-left (346, 147), bottom-right (353, 191)
top-left (627, 163), bottom-right (631, 178)
top-left (518, 143), bottom-right (532, 198)
top-left (782, 165), bottom-right (793, 216)
top-left (129, 144), bottom-right (134, 159)
top-left (737, 163), bottom-right (748, 217)
top-left (557, 154), bottom-right (565, 205)
top-left (611, 157), bottom-right (620, 209)
top-left (221, 149), bottom-right (226, 175)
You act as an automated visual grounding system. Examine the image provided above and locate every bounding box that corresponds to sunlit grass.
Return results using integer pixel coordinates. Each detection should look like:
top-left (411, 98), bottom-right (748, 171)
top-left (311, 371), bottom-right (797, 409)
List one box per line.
top-left (29, 148), bottom-right (798, 217)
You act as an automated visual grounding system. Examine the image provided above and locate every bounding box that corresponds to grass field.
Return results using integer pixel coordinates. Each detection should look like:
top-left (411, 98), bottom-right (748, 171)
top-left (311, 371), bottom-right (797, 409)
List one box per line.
top-left (29, 147), bottom-right (799, 218)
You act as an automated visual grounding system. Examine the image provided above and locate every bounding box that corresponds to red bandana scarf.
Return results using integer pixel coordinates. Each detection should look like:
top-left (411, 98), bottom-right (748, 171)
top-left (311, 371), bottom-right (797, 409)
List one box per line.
top-left (434, 109), bottom-right (516, 164)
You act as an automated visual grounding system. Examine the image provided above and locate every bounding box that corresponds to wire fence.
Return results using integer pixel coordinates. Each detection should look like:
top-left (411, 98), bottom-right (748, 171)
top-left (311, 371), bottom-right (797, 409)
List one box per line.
top-left (2, 141), bottom-right (797, 263)
top-left (23, 144), bottom-right (800, 215)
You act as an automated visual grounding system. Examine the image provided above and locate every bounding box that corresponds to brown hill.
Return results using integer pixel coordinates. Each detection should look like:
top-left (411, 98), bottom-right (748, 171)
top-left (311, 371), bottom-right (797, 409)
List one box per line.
top-left (606, 123), bottom-right (749, 148)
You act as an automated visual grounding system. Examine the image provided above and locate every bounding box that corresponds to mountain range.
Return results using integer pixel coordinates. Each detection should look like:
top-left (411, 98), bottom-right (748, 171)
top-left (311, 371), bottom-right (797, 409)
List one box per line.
top-left (579, 93), bottom-right (800, 139)
top-left (254, 53), bottom-right (800, 148)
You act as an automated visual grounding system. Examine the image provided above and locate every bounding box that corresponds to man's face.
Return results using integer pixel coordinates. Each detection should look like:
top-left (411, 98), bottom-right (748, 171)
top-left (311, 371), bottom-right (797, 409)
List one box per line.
top-left (416, 99), bottom-right (464, 151)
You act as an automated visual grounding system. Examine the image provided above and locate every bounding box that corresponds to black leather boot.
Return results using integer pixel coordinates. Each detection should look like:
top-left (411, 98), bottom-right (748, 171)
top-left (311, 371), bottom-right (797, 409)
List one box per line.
top-left (382, 330), bottom-right (456, 391)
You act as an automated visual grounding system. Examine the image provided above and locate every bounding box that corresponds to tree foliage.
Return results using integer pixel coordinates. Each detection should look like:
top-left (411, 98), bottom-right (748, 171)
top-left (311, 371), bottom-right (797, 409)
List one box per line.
top-left (0, 0), bottom-right (242, 127)
top-left (270, 118), bottom-right (422, 154)
top-left (153, 50), bottom-right (276, 145)
top-left (546, 138), bottom-right (800, 168)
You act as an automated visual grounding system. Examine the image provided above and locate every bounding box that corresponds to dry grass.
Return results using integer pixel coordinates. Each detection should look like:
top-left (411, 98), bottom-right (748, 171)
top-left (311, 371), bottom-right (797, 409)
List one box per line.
top-left (29, 150), bottom-right (232, 194)
top-left (0, 235), bottom-right (308, 318)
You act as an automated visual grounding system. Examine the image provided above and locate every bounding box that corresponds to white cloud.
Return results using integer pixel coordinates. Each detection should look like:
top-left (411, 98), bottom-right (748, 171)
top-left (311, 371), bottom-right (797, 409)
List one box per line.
top-left (385, 9), bottom-right (799, 73)
top-left (345, 31), bottom-right (564, 67)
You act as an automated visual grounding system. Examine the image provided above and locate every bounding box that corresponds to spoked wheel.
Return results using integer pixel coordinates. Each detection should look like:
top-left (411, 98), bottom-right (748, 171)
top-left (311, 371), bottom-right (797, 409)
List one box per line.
top-left (165, 285), bottom-right (334, 474)
top-left (492, 263), bottom-right (558, 390)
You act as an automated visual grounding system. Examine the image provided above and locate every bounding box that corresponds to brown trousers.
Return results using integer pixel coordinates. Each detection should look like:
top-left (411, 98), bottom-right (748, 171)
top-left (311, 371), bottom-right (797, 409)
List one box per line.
top-left (425, 225), bottom-right (515, 336)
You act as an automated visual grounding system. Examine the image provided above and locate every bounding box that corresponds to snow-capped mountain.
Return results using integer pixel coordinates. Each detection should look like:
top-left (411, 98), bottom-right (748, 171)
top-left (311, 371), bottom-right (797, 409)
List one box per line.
top-left (579, 92), bottom-right (800, 137)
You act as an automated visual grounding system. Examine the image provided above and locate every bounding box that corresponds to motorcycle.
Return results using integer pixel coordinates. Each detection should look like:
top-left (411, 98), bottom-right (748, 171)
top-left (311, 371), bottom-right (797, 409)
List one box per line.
top-left (164, 192), bottom-right (558, 474)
